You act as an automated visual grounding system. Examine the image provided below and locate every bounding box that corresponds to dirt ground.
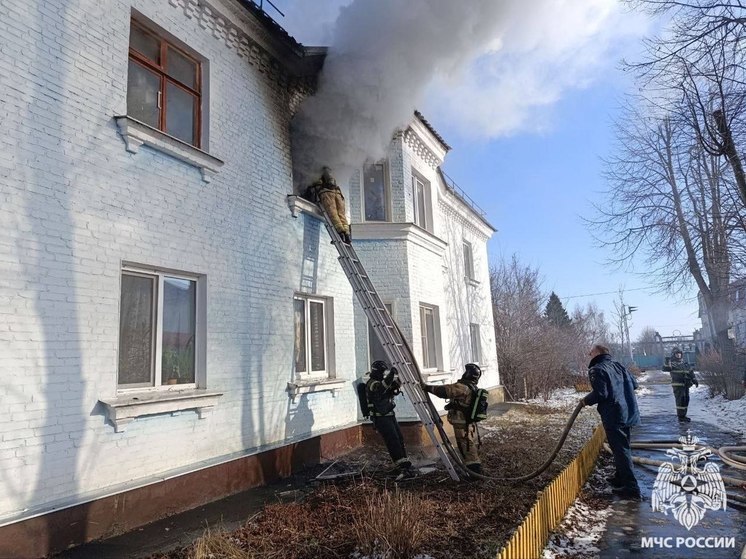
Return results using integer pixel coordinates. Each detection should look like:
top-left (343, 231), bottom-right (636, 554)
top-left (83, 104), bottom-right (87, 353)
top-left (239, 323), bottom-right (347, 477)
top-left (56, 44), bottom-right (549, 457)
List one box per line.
top-left (149, 402), bottom-right (599, 559)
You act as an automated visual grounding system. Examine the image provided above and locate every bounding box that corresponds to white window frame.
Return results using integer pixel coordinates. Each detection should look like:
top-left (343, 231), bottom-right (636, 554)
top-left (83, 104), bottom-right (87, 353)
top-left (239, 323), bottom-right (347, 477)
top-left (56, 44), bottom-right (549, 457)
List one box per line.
top-left (419, 303), bottom-right (442, 371)
top-left (463, 240), bottom-right (475, 281)
top-left (469, 323), bottom-right (482, 365)
top-left (362, 161), bottom-right (391, 222)
top-left (118, 264), bottom-right (206, 392)
top-left (412, 171), bottom-right (433, 233)
top-left (294, 294), bottom-right (334, 379)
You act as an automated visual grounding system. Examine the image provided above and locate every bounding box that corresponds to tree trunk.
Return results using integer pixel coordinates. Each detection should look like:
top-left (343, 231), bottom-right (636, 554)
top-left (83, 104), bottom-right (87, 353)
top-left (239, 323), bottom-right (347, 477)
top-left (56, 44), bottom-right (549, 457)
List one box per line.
top-left (713, 109), bottom-right (746, 212)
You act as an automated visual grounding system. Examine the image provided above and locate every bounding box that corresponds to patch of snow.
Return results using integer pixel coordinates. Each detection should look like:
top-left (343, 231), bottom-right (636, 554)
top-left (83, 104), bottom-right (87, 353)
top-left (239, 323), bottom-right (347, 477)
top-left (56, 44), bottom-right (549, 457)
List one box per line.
top-left (636, 371), bottom-right (649, 384)
top-left (541, 466), bottom-right (614, 559)
top-left (635, 385), bottom-right (653, 397)
top-left (528, 388), bottom-right (582, 409)
top-left (687, 386), bottom-right (746, 441)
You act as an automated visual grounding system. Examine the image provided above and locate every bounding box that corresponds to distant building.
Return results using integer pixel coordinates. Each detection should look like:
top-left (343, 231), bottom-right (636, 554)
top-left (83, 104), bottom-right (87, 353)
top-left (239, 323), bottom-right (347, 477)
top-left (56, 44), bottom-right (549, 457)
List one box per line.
top-left (697, 278), bottom-right (746, 351)
top-left (0, 1), bottom-right (499, 555)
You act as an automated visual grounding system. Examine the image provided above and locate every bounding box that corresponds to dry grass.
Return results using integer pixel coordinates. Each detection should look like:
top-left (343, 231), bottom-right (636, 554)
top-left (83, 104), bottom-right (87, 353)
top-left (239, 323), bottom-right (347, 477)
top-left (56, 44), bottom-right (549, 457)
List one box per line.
top-left (190, 526), bottom-right (248, 559)
top-left (350, 488), bottom-right (433, 559)
top-left (150, 406), bottom-right (598, 559)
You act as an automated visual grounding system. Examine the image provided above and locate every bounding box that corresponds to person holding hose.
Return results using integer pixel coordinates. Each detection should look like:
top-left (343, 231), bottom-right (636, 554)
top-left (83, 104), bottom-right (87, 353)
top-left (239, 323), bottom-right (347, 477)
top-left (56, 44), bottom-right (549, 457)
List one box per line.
top-left (579, 345), bottom-right (642, 501)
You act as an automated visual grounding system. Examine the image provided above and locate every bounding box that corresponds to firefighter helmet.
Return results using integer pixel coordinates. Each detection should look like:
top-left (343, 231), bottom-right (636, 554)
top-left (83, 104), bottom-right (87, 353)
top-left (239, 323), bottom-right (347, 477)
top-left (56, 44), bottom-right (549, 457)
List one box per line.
top-left (463, 363), bottom-right (482, 383)
top-left (371, 360), bottom-right (388, 375)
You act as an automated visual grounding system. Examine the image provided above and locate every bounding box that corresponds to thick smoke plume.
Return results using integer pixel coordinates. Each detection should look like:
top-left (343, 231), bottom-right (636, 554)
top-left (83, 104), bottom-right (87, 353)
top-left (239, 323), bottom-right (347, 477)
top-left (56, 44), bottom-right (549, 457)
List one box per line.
top-left (290, 0), bottom-right (513, 188)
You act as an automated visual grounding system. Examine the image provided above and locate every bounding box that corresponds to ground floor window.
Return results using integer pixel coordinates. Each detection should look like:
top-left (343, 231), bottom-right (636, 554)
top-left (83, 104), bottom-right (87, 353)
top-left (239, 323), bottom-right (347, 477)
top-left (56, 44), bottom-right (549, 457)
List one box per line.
top-left (470, 323), bottom-right (481, 364)
top-left (294, 294), bottom-right (332, 376)
top-left (118, 266), bottom-right (202, 388)
top-left (419, 303), bottom-right (441, 370)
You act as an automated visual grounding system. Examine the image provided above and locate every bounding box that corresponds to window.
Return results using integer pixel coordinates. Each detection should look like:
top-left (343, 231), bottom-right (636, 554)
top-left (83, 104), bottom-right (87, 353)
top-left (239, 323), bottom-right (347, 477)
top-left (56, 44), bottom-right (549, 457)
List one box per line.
top-left (127, 20), bottom-right (202, 147)
top-left (294, 295), bottom-right (330, 375)
top-left (419, 304), bottom-right (441, 370)
top-left (363, 162), bottom-right (389, 221)
top-left (412, 172), bottom-right (432, 232)
top-left (463, 240), bottom-right (475, 280)
top-left (469, 323), bottom-right (481, 364)
top-left (369, 303), bottom-right (394, 364)
top-left (118, 267), bottom-right (201, 388)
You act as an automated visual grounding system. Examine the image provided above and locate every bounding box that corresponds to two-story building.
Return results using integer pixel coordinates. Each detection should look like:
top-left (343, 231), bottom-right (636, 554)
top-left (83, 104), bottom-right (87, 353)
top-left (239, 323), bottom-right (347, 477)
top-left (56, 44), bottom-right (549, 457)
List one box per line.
top-left (0, 1), bottom-right (499, 556)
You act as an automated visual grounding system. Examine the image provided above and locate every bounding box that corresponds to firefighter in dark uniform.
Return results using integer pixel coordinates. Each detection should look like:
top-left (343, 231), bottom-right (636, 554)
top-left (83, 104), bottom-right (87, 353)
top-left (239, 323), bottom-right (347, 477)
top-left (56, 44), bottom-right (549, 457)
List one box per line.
top-left (365, 360), bottom-right (414, 476)
top-left (663, 347), bottom-right (698, 422)
top-left (304, 167), bottom-right (351, 243)
top-left (423, 363), bottom-right (483, 474)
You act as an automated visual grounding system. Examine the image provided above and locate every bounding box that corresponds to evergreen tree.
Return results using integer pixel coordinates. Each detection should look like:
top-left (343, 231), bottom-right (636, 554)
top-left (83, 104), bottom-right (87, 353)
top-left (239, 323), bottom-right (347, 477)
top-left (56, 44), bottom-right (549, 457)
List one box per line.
top-left (544, 292), bottom-right (571, 328)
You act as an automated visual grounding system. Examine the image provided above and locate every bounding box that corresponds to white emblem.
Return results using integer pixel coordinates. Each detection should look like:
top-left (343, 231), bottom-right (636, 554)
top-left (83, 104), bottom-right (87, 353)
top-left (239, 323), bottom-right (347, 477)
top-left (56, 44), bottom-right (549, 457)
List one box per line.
top-left (651, 431), bottom-right (727, 530)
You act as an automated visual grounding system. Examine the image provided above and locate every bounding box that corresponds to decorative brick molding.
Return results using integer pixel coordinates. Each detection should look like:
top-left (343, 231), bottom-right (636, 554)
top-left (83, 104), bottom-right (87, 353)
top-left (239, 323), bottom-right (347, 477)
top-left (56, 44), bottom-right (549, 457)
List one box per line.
top-left (438, 200), bottom-right (491, 241)
top-left (404, 128), bottom-right (442, 169)
top-left (167, 0), bottom-right (317, 107)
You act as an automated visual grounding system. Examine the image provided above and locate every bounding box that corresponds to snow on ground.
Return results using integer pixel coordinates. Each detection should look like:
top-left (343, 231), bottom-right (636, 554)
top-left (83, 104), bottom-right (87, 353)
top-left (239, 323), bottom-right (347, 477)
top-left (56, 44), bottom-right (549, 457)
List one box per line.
top-left (687, 385), bottom-right (746, 441)
top-left (527, 388), bottom-right (582, 410)
top-left (541, 462), bottom-right (614, 559)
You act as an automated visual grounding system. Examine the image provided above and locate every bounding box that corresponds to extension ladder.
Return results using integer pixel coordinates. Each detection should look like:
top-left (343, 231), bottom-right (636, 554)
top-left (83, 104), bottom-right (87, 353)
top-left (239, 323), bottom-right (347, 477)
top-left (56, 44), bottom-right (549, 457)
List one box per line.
top-left (316, 207), bottom-right (466, 480)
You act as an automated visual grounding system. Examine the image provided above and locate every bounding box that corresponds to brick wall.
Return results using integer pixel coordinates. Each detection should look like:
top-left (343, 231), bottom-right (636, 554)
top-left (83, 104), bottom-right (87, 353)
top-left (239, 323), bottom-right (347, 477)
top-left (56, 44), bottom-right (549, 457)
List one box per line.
top-left (0, 0), bottom-right (357, 521)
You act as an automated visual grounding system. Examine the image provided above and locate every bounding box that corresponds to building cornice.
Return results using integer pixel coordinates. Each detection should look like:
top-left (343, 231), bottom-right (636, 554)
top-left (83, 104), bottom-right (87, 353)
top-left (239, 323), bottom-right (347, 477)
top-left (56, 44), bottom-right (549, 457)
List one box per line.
top-left (353, 222), bottom-right (447, 257)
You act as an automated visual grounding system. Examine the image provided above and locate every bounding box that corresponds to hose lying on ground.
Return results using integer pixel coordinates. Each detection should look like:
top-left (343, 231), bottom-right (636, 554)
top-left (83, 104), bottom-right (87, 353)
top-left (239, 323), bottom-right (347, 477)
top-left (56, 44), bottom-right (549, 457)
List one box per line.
top-left (471, 401), bottom-right (586, 483)
top-left (603, 446), bottom-right (746, 488)
top-left (717, 447), bottom-right (746, 471)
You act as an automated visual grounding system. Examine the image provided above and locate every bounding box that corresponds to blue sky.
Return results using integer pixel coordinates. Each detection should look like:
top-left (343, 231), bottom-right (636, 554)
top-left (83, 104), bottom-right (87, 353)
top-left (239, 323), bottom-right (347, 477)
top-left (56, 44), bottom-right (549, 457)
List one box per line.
top-left (275, 0), bottom-right (702, 340)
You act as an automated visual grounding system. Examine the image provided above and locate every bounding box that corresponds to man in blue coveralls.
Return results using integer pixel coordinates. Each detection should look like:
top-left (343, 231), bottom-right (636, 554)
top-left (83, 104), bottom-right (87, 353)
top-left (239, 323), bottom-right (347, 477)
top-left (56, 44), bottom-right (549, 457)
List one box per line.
top-left (580, 344), bottom-right (642, 501)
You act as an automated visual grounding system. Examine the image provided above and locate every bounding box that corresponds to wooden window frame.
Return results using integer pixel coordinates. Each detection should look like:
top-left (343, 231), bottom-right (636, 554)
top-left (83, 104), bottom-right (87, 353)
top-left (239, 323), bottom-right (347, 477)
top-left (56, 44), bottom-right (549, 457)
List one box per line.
top-left (128, 19), bottom-right (202, 148)
top-left (463, 240), bottom-right (475, 280)
top-left (362, 161), bottom-right (391, 222)
top-left (294, 295), bottom-right (330, 377)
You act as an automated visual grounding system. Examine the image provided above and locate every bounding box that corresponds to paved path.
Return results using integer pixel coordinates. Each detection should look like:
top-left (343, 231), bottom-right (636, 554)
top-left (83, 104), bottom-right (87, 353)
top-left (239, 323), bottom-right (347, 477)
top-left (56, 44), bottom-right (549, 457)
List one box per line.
top-left (597, 370), bottom-right (745, 559)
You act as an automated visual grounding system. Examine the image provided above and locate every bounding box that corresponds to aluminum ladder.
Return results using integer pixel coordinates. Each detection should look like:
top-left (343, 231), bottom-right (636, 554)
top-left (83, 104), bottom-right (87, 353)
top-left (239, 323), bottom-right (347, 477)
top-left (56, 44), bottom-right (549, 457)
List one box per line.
top-left (316, 208), bottom-right (466, 481)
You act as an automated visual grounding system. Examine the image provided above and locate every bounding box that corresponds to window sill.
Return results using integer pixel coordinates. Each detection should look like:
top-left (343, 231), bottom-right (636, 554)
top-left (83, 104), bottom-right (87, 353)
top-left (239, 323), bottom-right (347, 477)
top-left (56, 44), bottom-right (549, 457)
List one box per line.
top-left (287, 194), bottom-right (323, 219)
top-left (114, 116), bottom-right (224, 183)
top-left (287, 378), bottom-right (346, 402)
top-left (99, 389), bottom-right (224, 432)
top-left (422, 371), bottom-right (452, 384)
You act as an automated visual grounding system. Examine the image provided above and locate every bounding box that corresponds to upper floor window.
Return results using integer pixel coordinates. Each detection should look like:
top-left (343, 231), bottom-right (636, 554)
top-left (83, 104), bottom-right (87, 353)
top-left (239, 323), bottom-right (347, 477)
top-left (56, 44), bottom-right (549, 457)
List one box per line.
top-left (363, 162), bottom-right (389, 221)
top-left (463, 240), bottom-right (475, 280)
top-left (118, 266), bottom-right (203, 389)
top-left (127, 20), bottom-right (202, 147)
top-left (412, 172), bottom-right (433, 233)
top-left (294, 295), bottom-right (332, 376)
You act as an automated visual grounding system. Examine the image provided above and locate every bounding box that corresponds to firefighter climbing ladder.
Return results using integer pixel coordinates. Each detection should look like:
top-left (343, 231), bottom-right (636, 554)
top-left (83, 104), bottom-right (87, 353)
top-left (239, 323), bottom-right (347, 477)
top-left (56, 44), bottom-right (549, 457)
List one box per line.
top-left (316, 210), bottom-right (467, 481)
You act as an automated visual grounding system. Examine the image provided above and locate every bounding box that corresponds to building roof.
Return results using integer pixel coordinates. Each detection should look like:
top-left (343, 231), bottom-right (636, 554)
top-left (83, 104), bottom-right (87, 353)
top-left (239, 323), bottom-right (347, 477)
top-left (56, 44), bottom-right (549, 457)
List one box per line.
top-left (234, 0), bottom-right (327, 76)
top-left (414, 110), bottom-right (451, 152)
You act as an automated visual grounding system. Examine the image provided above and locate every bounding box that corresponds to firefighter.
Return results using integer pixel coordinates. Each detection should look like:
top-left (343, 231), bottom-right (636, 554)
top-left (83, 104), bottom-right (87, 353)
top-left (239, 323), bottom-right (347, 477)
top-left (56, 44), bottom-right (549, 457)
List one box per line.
top-left (663, 347), bottom-right (698, 422)
top-left (423, 363), bottom-right (484, 475)
top-left (304, 167), bottom-right (351, 244)
top-left (365, 360), bottom-right (414, 478)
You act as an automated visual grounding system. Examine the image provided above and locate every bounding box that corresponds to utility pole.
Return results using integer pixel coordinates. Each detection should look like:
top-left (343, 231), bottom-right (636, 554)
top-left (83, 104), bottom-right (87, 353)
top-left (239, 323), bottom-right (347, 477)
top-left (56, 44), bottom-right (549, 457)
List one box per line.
top-left (626, 305), bottom-right (637, 363)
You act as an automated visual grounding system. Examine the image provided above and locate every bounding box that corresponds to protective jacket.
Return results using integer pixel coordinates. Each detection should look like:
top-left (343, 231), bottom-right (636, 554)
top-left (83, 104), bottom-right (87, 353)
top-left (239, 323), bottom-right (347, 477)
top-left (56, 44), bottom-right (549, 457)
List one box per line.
top-left (663, 357), bottom-right (696, 388)
top-left (583, 354), bottom-right (640, 428)
top-left (365, 370), bottom-right (400, 418)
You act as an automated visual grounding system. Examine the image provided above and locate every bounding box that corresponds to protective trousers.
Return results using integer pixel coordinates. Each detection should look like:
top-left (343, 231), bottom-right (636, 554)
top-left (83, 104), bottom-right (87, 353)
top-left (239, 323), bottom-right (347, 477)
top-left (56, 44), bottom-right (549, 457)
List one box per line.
top-left (453, 423), bottom-right (480, 467)
top-left (372, 415), bottom-right (409, 467)
top-left (604, 424), bottom-right (639, 492)
top-left (672, 385), bottom-right (690, 418)
top-left (318, 190), bottom-right (349, 236)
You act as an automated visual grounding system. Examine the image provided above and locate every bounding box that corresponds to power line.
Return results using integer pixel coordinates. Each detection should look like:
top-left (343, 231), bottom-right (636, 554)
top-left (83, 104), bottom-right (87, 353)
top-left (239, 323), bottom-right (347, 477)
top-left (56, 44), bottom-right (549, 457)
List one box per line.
top-left (561, 287), bottom-right (649, 300)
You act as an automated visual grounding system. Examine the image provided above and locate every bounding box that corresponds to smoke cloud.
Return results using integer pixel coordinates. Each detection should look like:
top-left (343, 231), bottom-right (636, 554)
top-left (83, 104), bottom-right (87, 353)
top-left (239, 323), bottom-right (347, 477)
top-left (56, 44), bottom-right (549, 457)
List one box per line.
top-left (290, 0), bottom-right (647, 187)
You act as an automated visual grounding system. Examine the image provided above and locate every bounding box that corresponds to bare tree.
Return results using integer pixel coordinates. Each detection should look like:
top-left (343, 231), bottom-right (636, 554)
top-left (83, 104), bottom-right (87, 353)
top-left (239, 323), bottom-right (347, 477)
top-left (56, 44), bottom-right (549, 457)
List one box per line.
top-left (595, 99), bottom-right (746, 377)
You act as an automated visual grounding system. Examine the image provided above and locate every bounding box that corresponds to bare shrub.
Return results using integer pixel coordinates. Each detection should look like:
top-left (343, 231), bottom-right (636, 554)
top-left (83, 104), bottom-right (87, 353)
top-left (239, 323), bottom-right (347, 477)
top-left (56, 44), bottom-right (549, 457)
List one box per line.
top-left (350, 488), bottom-right (432, 559)
top-left (697, 349), bottom-right (745, 400)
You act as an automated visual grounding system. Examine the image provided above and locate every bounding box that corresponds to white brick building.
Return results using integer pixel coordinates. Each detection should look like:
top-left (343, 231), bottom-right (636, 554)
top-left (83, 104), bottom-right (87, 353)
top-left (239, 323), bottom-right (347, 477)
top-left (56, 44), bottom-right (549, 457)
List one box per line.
top-left (0, 1), bottom-right (498, 555)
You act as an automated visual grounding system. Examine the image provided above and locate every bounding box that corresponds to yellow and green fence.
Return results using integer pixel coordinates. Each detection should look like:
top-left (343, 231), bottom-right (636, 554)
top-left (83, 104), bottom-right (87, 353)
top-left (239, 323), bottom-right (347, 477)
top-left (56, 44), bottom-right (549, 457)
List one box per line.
top-left (496, 424), bottom-right (606, 559)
